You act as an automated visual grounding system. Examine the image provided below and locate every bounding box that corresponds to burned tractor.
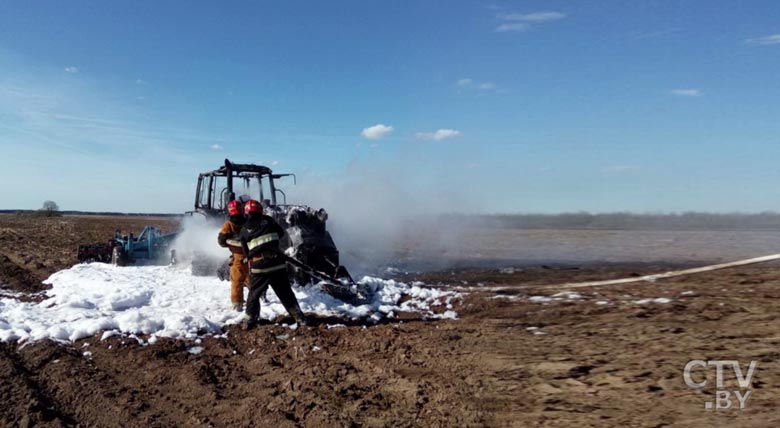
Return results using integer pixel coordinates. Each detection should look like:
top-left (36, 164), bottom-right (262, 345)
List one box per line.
top-left (77, 159), bottom-right (366, 304)
top-left (190, 159), bottom-right (364, 302)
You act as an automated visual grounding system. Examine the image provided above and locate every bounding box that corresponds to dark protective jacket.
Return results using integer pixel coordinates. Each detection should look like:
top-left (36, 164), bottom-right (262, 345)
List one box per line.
top-left (239, 214), bottom-right (287, 272)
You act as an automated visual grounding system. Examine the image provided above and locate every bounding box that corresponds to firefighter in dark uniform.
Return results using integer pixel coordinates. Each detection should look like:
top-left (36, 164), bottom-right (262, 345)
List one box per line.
top-left (239, 199), bottom-right (308, 329)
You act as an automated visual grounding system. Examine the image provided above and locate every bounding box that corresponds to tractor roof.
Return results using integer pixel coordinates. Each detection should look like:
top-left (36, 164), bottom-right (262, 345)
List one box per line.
top-left (200, 159), bottom-right (274, 177)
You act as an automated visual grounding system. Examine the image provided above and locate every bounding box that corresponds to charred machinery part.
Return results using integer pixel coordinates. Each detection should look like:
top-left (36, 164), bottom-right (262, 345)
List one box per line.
top-left (216, 258), bottom-right (231, 281)
top-left (283, 255), bottom-right (368, 305)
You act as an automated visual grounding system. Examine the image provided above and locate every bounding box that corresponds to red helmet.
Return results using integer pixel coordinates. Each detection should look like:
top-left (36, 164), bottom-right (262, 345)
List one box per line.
top-left (244, 199), bottom-right (262, 215)
top-left (227, 200), bottom-right (242, 216)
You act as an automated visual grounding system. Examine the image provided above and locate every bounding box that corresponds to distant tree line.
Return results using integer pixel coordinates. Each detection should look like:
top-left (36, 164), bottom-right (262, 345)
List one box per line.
top-left (0, 209), bottom-right (181, 218)
top-left (4, 208), bottom-right (780, 230)
top-left (442, 212), bottom-right (780, 231)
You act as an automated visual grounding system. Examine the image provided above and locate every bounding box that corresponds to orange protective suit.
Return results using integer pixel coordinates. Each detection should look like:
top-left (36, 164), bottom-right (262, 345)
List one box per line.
top-left (218, 220), bottom-right (249, 304)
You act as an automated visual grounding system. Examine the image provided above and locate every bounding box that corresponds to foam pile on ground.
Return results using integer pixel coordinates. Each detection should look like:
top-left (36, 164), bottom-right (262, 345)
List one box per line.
top-left (0, 263), bottom-right (459, 343)
top-left (633, 297), bottom-right (672, 304)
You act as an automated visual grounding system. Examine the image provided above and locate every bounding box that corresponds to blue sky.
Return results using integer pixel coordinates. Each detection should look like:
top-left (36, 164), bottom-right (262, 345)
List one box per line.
top-left (1, 1), bottom-right (779, 213)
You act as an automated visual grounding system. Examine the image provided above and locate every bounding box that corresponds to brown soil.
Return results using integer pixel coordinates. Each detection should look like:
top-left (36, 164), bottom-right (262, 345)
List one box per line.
top-left (1, 214), bottom-right (779, 427)
top-left (0, 214), bottom-right (179, 292)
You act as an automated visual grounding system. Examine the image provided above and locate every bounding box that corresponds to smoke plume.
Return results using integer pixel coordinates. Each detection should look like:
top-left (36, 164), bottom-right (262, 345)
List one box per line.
top-left (291, 156), bottom-right (483, 275)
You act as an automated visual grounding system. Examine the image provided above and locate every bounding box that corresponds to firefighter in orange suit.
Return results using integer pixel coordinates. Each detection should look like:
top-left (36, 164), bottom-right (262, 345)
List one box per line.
top-left (218, 200), bottom-right (250, 311)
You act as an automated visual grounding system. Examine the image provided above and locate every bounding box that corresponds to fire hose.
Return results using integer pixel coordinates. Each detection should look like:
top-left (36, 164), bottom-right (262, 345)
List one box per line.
top-left (542, 253), bottom-right (780, 290)
top-left (229, 239), bottom-right (367, 304)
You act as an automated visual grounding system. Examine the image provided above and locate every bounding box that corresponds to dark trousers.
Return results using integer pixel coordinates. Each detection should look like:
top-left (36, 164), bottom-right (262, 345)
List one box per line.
top-left (246, 267), bottom-right (304, 323)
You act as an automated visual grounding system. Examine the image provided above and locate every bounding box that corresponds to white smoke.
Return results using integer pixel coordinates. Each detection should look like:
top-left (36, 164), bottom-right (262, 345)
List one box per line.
top-left (170, 215), bottom-right (227, 263)
top-left (288, 156), bottom-right (484, 275)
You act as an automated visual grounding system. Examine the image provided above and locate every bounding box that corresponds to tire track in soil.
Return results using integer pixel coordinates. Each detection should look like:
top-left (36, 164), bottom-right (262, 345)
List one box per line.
top-left (10, 342), bottom-right (190, 428)
top-left (0, 343), bottom-right (76, 428)
top-left (84, 340), bottom-right (222, 428)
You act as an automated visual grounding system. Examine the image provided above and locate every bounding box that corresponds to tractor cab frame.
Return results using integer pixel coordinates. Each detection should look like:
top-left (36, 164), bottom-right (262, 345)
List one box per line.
top-left (192, 159), bottom-right (296, 220)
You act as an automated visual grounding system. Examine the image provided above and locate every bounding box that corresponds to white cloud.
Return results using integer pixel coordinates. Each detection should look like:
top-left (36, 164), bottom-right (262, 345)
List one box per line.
top-left (64, 66), bottom-right (78, 74)
top-left (670, 88), bottom-right (702, 97)
top-left (270, 160), bottom-right (279, 166)
top-left (135, 78), bottom-right (147, 85)
top-left (416, 129), bottom-right (462, 141)
top-left (361, 123), bottom-right (394, 140)
top-left (210, 144), bottom-right (223, 151)
top-left (498, 11), bottom-right (566, 22)
top-left (495, 22), bottom-right (530, 33)
top-left (745, 34), bottom-right (780, 46)
top-left (495, 10), bottom-right (565, 32)
top-left (457, 79), bottom-right (498, 93)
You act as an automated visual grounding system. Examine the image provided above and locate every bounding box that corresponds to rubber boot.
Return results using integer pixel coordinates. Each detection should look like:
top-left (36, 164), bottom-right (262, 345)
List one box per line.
top-left (242, 318), bottom-right (258, 331)
top-left (290, 305), bottom-right (309, 326)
